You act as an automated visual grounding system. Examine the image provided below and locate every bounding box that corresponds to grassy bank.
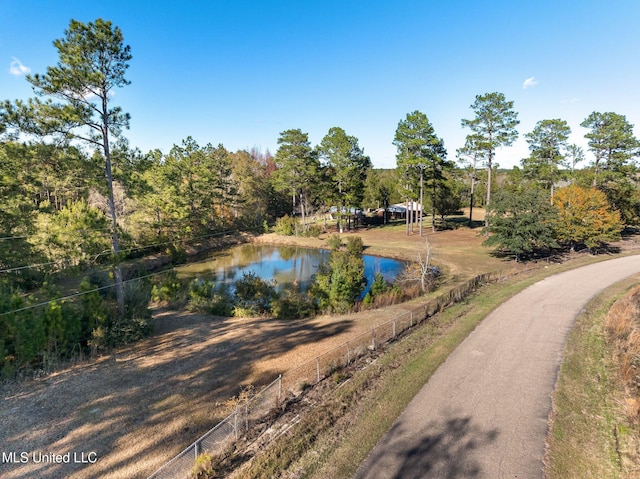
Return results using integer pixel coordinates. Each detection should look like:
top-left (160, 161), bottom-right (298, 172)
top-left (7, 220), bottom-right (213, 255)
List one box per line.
top-left (230, 253), bottom-right (624, 479)
top-left (545, 274), bottom-right (640, 479)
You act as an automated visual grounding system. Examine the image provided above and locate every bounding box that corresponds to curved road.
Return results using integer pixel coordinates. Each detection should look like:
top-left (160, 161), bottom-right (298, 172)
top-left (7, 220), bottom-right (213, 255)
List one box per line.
top-left (354, 255), bottom-right (640, 479)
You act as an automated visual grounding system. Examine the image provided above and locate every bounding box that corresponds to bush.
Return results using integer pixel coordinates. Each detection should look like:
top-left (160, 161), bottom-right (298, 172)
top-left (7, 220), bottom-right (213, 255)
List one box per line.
top-left (311, 247), bottom-right (366, 314)
top-left (233, 271), bottom-right (278, 316)
top-left (124, 279), bottom-right (152, 320)
top-left (274, 215), bottom-right (296, 236)
top-left (300, 224), bottom-right (323, 238)
top-left (362, 292), bottom-right (373, 305)
top-left (107, 317), bottom-right (152, 346)
top-left (187, 279), bottom-right (234, 316)
top-left (166, 243), bottom-right (187, 264)
top-left (345, 236), bottom-right (364, 255)
top-left (151, 270), bottom-right (186, 305)
top-left (272, 289), bottom-right (317, 320)
top-left (370, 272), bottom-right (389, 297)
top-left (325, 234), bottom-right (343, 251)
top-left (87, 270), bottom-right (114, 299)
top-left (191, 453), bottom-right (216, 479)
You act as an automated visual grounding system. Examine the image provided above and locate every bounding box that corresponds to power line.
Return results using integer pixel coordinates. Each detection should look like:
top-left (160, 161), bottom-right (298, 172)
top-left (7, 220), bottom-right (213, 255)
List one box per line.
top-left (0, 229), bottom-right (239, 274)
top-left (0, 229), bottom-right (241, 317)
top-left (103, 228), bottom-right (239, 258)
top-left (0, 265), bottom-right (179, 317)
top-left (0, 227), bottom-right (112, 241)
top-left (0, 261), bottom-right (60, 274)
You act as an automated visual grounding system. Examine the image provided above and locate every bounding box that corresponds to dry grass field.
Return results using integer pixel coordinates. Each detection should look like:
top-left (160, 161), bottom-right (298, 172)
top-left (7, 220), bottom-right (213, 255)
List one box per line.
top-left (1, 215), bottom-right (625, 479)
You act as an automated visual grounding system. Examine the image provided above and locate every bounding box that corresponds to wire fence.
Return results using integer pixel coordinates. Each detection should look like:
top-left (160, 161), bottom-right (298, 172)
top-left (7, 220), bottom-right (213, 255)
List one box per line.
top-left (147, 375), bottom-right (282, 479)
top-left (147, 269), bottom-right (509, 479)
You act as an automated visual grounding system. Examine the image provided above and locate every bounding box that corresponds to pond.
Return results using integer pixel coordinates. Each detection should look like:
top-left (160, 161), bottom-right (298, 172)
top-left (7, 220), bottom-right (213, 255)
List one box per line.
top-left (175, 243), bottom-right (406, 297)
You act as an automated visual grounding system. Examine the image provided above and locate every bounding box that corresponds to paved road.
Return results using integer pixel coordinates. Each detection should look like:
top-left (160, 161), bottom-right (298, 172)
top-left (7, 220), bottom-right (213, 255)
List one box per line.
top-left (354, 255), bottom-right (640, 479)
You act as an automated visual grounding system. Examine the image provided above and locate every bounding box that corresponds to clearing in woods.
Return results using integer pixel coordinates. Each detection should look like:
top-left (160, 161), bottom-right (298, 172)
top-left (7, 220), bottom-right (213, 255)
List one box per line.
top-left (0, 220), bottom-right (539, 479)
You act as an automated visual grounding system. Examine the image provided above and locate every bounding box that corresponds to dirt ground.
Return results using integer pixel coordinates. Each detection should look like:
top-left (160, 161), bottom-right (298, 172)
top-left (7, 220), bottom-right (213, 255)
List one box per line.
top-left (0, 222), bottom-right (537, 479)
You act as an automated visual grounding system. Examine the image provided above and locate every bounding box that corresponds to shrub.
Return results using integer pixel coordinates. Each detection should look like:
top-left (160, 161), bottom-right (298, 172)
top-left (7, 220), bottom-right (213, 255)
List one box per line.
top-left (362, 292), bottom-right (373, 305)
top-left (87, 270), bottom-right (114, 299)
top-left (325, 234), bottom-right (343, 251)
top-left (124, 279), bottom-right (152, 320)
top-left (151, 270), bottom-right (186, 305)
top-left (345, 236), bottom-right (364, 255)
top-left (301, 224), bottom-right (323, 238)
top-left (359, 283), bottom-right (411, 311)
top-left (107, 317), bottom-right (152, 346)
top-left (311, 248), bottom-right (366, 314)
top-left (274, 215), bottom-right (296, 236)
top-left (272, 289), bottom-right (317, 320)
top-left (191, 453), bottom-right (216, 479)
top-left (370, 272), bottom-right (389, 297)
top-left (233, 271), bottom-right (278, 316)
top-left (166, 243), bottom-right (187, 264)
top-left (187, 279), bottom-right (234, 316)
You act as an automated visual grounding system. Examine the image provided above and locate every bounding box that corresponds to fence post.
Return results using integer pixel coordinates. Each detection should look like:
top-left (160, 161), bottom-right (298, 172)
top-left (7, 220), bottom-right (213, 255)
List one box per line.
top-left (371, 329), bottom-right (375, 350)
top-left (245, 402), bottom-right (248, 432)
top-left (347, 342), bottom-right (351, 364)
top-left (234, 407), bottom-right (239, 440)
top-left (316, 357), bottom-right (321, 384)
top-left (194, 441), bottom-right (199, 459)
top-left (393, 319), bottom-right (396, 338)
top-left (277, 374), bottom-right (282, 403)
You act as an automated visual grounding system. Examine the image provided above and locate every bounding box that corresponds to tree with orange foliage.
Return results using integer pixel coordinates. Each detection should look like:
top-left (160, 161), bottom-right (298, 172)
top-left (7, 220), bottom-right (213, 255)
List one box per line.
top-left (553, 184), bottom-right (623, 252)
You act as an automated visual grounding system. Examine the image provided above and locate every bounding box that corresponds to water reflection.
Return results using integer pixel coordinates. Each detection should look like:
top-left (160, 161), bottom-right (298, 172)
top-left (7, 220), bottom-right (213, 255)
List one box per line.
top-left (176, 244), bottom-right (405, 296)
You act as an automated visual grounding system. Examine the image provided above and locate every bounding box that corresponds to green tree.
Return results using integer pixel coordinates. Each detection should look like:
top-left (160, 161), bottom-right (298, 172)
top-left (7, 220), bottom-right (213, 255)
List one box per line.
top-left (483, 187), bottom-right (558, 261)
top-left (31, 199), bottom-right (111, 268)
top-left (318, 127), bottom-right (372, 232)
top-left (79, 276), bottom-right (109, 353)
top-left (521, 119), bottom-right (571, 202)
top-left (581, 111), bottom-right (639, 187)
top-left (394, 111), bottom-right (449, 235)
top-left (0, 143), bottom-right (42, 283)
top-left (233, 271), bottom-right (278, 316)
top-left (435, 172), bottom-right (464, 221)
top-left (456, 134), bottom-right (486, 226)
top-left (461, 92), bottom-right (519, 227)
top-left (207, 144), bottom-right (238, 224)
top-left (311, 237), bottom-right (366, 313)
top-left (272, 129), bottom-right (320, 231)
top-left (2, 19), bottom-right (132, 317)
top-left (138, 138), bottom-right (238, 240)
top-left (363, 169), bottom-right (400, 224)
top-left (229, 149), bottom-right (277, 228)
top-left (564, 144), bottom-right (585, 178)
top-left (580, 112), bottom-right (640, 224)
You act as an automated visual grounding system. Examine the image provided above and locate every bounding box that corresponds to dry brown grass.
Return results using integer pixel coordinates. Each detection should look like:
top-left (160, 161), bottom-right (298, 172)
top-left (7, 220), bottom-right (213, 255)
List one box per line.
top-left (606, 286), bottom-right (640, 423)
top-left (546, 276), bottom-right (640, 479)
top-left (1, 218), bottom-right (637, 479)
top-left (1, 224), bottom-right (498, 479)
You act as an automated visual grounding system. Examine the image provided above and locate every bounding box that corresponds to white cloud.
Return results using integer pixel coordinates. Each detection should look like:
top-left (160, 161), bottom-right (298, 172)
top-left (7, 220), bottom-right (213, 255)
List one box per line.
top-left (522, 77), bottom-right (539, 89)
top-left (561, 97), bottom-right (581, 104)
top-left (9, 57), bottom-right (30, 76)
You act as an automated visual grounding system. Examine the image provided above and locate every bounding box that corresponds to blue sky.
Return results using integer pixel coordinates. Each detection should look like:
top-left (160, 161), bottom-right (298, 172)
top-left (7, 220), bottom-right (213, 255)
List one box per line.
top-left (1, 0), bottom-right (639, 168)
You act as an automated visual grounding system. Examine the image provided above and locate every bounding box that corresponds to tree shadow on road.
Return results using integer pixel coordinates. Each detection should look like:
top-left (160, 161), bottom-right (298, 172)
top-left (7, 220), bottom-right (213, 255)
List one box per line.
top-left (358, 414), bottom-right (499, 479)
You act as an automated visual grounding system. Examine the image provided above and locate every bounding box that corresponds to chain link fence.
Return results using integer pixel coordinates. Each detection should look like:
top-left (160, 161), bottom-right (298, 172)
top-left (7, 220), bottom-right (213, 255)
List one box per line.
top-left (147, 269), bottom-right (508, 479)
top-left (147, 375), bottom-right (282, 479)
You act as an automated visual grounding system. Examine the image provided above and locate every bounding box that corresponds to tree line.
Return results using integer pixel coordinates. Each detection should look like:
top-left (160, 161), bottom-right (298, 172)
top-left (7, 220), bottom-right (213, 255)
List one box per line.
top-left (0, 18), bottom-right (639, 376)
